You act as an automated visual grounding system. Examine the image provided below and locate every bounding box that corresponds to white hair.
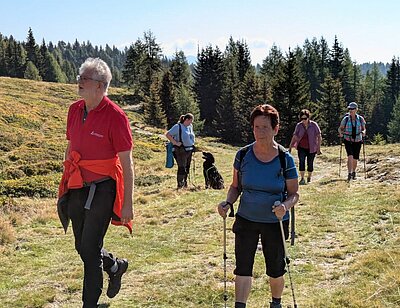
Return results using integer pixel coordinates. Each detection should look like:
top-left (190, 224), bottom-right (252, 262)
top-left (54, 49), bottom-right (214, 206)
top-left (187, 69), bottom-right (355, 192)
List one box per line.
top-left (79, 57), bottom-right (112, 94)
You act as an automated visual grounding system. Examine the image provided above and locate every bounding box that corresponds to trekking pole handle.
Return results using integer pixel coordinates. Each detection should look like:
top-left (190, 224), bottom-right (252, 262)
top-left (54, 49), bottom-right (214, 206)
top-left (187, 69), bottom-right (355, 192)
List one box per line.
top-left (225, 201), bottom-right (235, 217)
top-left (274, 201), bottom-right (289, 252)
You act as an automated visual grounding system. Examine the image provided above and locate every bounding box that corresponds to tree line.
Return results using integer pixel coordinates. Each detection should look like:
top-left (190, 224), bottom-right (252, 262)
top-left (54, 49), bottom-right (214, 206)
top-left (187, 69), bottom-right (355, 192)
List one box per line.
top-left (0, 28), bottom-right (126, 86)
top-left (1, 29), bottom-right (400, 145)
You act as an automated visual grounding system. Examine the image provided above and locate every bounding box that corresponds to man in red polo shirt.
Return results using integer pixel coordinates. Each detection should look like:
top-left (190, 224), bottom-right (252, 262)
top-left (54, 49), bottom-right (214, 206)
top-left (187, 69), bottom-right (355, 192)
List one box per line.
top-left (61, 57), bottom-right (134, 308)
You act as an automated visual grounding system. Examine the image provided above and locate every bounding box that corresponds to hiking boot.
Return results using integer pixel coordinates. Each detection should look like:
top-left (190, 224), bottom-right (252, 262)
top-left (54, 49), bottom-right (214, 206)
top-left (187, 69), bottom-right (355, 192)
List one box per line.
top-left (347, 173), bottom-right (352, 182)
top-left (351, 171), bottom-right (356, 180)
top-left (307, 177), bottom-right (311, 183)
top-left (269, 302), bottom-right (282, 308)
top-left (299, 178), bottom-right (306, 185)
top-left (107, 258), bottom-right (128, 298)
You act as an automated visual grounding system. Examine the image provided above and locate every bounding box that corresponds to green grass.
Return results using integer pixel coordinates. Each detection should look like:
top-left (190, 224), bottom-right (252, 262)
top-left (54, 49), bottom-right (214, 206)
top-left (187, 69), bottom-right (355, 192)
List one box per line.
top-left (0, 77), bottom-right (399, 307)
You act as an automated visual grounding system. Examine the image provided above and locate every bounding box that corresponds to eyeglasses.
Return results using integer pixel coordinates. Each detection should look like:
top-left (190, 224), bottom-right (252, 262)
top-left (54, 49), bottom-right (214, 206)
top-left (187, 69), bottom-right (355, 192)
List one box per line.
top-left (76, 75), bottom-right (103, 83)
top-left (301, 117), bottom-right (308, 120)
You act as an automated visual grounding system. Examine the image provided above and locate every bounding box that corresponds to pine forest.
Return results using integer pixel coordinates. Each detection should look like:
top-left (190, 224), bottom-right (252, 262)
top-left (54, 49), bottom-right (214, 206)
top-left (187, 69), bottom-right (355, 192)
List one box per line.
top-left (1, 28), bottom-right (400, 145)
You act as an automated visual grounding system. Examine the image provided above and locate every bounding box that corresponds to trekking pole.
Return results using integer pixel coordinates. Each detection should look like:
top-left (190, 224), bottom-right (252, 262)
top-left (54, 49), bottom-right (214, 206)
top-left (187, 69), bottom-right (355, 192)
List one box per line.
top-left (339, 138), bottom-right (343, 177)
top-left (223, 217), bottom-right (228, 308)
top-left (274, 201), bottom-right (297, 308)
top-left (222, 203), bottom-right (234, 307)
top-left (290, 207), bottom-right (295, 246)
top-left (362, 140), bottom-right (367, 179)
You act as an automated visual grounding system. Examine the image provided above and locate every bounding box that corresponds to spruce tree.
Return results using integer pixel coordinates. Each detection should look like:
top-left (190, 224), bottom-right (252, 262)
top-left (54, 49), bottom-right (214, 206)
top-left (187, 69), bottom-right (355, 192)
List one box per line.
top-left (123, 31), bottom-right (162, 100)
top-left (143, 77), bottom-right (167, 128)
top-left (170, 50), bottom-right (192, 88)
top-left (329, 36), bottom-right (344, 80)
top-left (174, 86), bottom-right (203, 132)
top-left (275, 48), bottom-right (309, 146)
top-left (239, 69), bottom-right (263, 143)
top-left (193, 45), bottom-right (224, 135)
top-left (24, 60), bottom-right (41, 80)
top-left (159, 69), bottom-right (177, 127)
top-left (388, 97), bottom-right (400, 142)
top-left (215, 52), bottom-right (241, 143)
top-left (302, 38), bottom-right (321, 103)
top-left (260, 44), bottom-right (285, 100)
top-left (318, 76), bottom-right (345, 144)
top-left (25, 28), bottom-right (39, 68)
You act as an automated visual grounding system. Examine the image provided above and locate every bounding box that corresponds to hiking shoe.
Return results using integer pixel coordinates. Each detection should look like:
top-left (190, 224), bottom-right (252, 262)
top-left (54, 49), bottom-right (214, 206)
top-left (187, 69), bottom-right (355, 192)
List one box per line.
top-left (347, 173), bottom-right (352, 182)
top-left (299, 178), bottom-right (306, 185)
top-left (107, 258), bottom-right (128, 298)
top-left (307, 177), bottom-right (311, 183)
top-left (351, 171), bottom-right (356, 180)
top-left (269, 302), bottom-right (282, 308)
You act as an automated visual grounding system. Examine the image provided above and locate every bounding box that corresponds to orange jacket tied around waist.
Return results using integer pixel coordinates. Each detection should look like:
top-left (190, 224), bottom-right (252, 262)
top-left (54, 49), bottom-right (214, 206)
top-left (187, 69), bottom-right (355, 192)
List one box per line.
top-left (58, 150), bottom-right (132, 233)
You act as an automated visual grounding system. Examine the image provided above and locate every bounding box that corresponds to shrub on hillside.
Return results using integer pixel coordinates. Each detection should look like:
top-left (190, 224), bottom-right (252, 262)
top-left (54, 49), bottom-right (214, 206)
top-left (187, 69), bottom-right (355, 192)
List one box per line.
top-left (0, 174), bottom-right (59, 198)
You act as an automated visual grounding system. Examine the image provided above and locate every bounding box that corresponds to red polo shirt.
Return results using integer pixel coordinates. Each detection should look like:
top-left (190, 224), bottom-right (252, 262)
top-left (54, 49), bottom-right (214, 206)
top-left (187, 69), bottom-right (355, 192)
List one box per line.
top-left (66, 96), bottom-right (133, 182)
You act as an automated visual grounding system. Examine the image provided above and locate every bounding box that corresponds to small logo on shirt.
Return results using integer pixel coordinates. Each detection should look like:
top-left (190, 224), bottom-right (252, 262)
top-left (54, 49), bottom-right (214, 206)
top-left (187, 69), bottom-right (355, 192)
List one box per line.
top-left (90, 131), bottom-right (104, 138)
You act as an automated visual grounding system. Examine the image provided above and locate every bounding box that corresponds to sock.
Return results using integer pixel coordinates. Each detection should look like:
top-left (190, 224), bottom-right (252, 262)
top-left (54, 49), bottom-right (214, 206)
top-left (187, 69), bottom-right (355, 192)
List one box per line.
top-left (235, 302), bottom-right (246, 308)
top-left (110, 261), bottom-right (118, 273)
top-left (272, 297), bottom-right (281, 304)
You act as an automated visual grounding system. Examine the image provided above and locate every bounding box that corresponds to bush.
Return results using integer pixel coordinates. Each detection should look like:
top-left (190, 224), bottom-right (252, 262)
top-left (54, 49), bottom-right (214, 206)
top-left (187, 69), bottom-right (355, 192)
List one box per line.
top-left (370, 133), bottom-right (386, 145)
top-left (0, 174), bottom-right (59, 198)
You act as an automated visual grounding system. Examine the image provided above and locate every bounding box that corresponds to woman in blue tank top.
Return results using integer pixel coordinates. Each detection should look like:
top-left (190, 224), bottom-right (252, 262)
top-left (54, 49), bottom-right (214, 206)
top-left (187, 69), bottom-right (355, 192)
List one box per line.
top-left (217, 104), bottom-right (299, 308)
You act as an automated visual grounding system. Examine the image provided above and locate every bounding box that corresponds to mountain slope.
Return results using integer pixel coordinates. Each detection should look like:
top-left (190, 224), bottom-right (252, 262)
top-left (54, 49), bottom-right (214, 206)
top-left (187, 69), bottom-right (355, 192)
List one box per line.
top-left (0, 77), bottom-right (399, 307)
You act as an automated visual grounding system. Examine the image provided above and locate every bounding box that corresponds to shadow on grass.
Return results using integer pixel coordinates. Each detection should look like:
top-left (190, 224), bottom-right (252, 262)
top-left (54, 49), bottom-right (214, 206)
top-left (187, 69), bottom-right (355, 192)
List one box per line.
top-left (99, 304), bottom-right (110, 308)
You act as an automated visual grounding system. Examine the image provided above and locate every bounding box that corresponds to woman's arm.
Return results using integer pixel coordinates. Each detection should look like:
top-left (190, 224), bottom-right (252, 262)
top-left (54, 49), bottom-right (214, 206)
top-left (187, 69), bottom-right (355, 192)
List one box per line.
top-left (165, 131), bottom-right (181, 147)
top-left (217, 168), bottom-right (241, 218)
top-left (273, 178), bottom-right (299, 220)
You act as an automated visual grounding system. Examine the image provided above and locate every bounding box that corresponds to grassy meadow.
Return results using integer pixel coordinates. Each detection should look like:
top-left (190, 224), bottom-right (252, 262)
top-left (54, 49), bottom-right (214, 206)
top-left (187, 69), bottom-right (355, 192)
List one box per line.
top-left (0, 77), bottom-right (399, 307)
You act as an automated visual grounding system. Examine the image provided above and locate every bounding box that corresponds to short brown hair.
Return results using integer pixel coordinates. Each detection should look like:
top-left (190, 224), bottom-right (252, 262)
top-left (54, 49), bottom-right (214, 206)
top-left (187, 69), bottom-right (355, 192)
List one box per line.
top-left (250, 104), bottom-right (280, 129)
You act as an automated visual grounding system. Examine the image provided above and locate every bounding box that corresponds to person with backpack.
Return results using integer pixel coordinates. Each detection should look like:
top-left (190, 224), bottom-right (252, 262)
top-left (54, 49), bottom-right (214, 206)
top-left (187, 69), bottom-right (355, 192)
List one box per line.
top-left (217, 104), bottom-right (299, 308)
top-left (288, 109), bottom-right (322, 184)
top-left (165, 113), bottom-right (195, 188)
top-left (338, 102), bottom-right (366, 181)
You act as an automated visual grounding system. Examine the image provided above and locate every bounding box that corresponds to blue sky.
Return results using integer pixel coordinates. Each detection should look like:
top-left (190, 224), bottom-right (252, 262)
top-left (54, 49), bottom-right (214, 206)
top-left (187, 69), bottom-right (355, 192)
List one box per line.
top-left (1, 0), bottom-right (399, 64)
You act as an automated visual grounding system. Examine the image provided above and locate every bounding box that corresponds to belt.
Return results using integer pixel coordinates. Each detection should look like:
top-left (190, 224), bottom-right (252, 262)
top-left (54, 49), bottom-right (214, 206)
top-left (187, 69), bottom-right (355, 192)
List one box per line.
top-left (82, 177), bottom-right (112, 210)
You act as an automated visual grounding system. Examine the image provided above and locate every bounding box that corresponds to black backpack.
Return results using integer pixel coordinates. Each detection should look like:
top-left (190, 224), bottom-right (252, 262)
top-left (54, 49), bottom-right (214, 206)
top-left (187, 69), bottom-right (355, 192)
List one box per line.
top-left (237, 144), bottom-right (296, 245)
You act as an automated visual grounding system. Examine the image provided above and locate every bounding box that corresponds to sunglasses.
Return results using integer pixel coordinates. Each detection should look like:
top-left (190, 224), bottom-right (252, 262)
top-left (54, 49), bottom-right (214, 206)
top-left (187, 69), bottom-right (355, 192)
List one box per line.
top-left (76, 75), bottom-right (103, 83)
top-left (300, 117), bottom-right (308, 120)
top-left (348, 108), bottom-right (356, 110)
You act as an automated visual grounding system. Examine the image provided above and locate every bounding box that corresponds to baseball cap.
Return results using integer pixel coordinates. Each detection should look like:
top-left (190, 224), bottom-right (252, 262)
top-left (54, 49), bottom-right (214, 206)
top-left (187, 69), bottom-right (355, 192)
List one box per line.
top-left (347, 102), bottom-right (358, 109)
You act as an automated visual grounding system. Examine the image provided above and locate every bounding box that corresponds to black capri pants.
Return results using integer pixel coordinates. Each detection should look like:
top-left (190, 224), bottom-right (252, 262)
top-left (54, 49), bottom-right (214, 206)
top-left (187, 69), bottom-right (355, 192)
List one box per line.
top-left (232, 215), bottom-right (289, 278)
top-left (297, 146), bottom-right (316, 172)
top-left (344, 139), bottom-right (362, 160)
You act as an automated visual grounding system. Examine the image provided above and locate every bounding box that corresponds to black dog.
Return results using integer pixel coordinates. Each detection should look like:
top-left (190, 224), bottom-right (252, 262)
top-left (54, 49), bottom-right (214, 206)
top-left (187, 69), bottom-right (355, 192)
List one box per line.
top-left (202, 152), bottom-right (224, 189)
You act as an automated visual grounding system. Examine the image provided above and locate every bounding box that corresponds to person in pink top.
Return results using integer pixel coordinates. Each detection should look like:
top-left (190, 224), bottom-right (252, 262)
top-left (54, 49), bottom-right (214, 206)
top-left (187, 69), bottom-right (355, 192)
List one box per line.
top-left (289, 109), bottom-right (322, 184)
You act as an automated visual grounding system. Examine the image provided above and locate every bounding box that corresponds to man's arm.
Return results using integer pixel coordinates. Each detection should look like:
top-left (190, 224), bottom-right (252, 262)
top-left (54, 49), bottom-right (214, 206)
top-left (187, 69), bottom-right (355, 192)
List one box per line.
top-left (118, 150), bottom-right (134, 224)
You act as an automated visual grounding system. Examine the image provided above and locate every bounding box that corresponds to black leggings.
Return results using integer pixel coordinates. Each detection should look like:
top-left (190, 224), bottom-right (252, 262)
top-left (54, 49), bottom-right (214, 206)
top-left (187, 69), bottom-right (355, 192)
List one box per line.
top-left (298, 147), bottom-right (316, 172)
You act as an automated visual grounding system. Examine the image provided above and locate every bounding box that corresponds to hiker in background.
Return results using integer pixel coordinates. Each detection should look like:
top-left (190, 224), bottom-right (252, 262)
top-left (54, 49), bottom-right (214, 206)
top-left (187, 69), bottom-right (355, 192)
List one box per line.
top-left (338, 102), bottom-right (366, 181)
top-left (165, 113), bottom-right (195, 189)
top-left (58, 57), bottom-right (134, 308)
top-left (289, 109), bottom-right (322, 184)
top-left (217, 104), bottom-right (299, 308)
